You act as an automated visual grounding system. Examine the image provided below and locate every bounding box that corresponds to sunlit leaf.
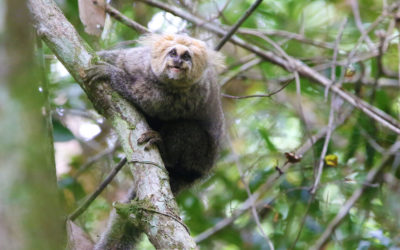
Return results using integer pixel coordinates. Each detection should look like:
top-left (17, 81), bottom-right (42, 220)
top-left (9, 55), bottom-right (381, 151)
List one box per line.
top-left (325, 154), bottom-right (338, 166)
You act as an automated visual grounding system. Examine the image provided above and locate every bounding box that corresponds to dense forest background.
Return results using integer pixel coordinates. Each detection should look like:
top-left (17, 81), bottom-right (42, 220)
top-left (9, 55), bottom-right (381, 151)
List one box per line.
top-left (1, 0), bottom-right (400, 249)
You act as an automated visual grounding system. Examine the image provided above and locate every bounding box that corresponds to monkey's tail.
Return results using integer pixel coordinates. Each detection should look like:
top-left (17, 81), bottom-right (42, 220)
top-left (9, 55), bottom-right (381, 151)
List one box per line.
top-left (94, 187), bottom-right (142, 250)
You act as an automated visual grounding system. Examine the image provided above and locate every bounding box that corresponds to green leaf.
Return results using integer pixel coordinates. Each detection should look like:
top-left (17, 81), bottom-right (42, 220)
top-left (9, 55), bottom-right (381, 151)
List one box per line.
top-left (53, 119), bottom-right (75, 142)
top-left (258, 127), bottom-right (277, 152)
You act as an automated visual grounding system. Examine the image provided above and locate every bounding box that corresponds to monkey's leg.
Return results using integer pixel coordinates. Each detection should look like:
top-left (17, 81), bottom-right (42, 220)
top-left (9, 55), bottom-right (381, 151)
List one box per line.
top-left (159, 121), bottom-right (217, 194)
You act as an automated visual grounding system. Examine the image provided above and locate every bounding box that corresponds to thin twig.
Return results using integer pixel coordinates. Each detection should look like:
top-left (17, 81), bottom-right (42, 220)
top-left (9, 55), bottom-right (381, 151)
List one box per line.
top-left (239, 28), bottom-right (335, 50)
top-left (324, 18), bottom-right (348, 99)
top-left (215, 0), bottom-right (264, 51)
top-left (360, 129), bottom-right (386, 153)
top-left (195, 195), bottom-right (274, 243)
top-left (130, 160), bottom-right (168, 173)
top-left (222, 80), bottom-right (291, 99)
top-left (125, 205), bottom-right (190, 234)
top-left (346, 9), bottom-right (388, 64)
top-left (69, 157), bottom-right (128, 221)
top-left (309, 100), bottom-right (335, 195)
top-left (222, 54), bottom-right (257, 73)
top-left (74, 146), bottom-right (118, 178)
top-left (103, 3), bottom-right (150, 34)
top-left (292, 21), bottom-right (348, 245)
top-left (310, 18), bottom-right (348, 194)
top-left (395, 11), bottom-right (400, 89)
top-left (382, 19), bottom-right (395, 52)
top-left (288, 192), bottom-right (315, 250)
top-left (209, 0), bottom-right (231, 22)
top-left (227, 134), bottom-right (275, 250)
top-left (220, 58), bottom-right (262, 86)
top-left (291, 20), bottom-right (347, 247)
top-left (257, 108), bottom-right (353, 200)
top-left (293, 70), bottom-right (317, 172)
top-left (350, 0), bottom-right (375, 50)
top-left (250, 31), bottom-right (318, 167)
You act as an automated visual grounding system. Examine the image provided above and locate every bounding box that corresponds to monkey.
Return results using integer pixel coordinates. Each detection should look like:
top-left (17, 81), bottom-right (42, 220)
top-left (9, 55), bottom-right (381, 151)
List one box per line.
top-left (87, 34), bottom-right (225, 249)
top-left (85, 33), bottom-right (225, 194)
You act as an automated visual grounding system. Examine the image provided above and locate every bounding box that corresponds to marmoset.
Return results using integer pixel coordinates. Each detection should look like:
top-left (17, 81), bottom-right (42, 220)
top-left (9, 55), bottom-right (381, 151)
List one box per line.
top-left (86, 34), bottom-right (225, 193)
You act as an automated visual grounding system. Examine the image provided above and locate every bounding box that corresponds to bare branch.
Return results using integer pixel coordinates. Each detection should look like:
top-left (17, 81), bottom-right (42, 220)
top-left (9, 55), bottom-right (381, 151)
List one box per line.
top-left (215, 0), bottom-right (264, 51)
top-left (73, 145), bottom-right (118, 178)
top-left (104, 3), bottom-right (150, 34)
top-left (239, 28), bottom-right (335, 50)
top-left (222, 54), bottom-right (257, 73)
top-left (311, 18), bottom-right (348, 195)
top-left (395, 11), bottom-right (400, 87)
top-left (195, 192), bottom-right (275, 244)
top-left (350, 0), bottom-right (375, 50)
top-left (227, 134), bottom-right (275, 250)
top-left (220, 57), bottom-right (262, 86)
top-left (221, 81), bottom-right (290, 99)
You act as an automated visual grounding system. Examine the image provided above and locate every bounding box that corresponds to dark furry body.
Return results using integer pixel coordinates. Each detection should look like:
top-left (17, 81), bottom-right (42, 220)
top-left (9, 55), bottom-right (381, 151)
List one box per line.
top-left (90, 47), bottom-right (224, 193)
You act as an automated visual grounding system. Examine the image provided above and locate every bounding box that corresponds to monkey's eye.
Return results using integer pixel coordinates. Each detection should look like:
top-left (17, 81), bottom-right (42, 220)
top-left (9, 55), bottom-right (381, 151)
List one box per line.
top-left (181, 52), bottom-right (191, 61)
top-left (169, 49), bottom-right (177, 57)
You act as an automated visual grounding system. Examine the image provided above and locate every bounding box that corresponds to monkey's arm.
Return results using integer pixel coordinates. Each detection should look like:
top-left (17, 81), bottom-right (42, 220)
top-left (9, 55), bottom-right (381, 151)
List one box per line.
top-left (97, 50), bottom-right (122, 65)
top-left (85, 60), bottom-right (165, 153)
top-left (85, 61), bottom-right (140, 107)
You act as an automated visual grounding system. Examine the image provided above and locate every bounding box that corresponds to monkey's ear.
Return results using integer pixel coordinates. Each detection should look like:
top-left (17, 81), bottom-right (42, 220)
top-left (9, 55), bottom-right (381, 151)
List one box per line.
top-left (138, 33), bottom-right (177, 48)
top-left (208, 49), bottom-right (226, 72)
top-left (137, 33), bottom-right (161, 48)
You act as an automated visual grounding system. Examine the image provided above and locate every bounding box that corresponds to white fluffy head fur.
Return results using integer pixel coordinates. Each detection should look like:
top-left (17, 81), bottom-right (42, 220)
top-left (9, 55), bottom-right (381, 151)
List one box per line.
top-left (139, 33), bottom-right (225, 87)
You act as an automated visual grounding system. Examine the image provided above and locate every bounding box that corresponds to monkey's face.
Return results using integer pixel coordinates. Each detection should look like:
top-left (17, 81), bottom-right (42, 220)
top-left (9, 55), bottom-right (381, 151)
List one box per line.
top-left (164, 45), bottom-right (193, 82)
top-left (148, 34), bottom-right (208, 88)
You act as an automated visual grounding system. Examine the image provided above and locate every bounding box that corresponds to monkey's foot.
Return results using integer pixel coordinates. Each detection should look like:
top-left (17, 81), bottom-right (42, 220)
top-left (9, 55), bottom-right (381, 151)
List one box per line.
top-left (138, 130), bottom-right (162, 151)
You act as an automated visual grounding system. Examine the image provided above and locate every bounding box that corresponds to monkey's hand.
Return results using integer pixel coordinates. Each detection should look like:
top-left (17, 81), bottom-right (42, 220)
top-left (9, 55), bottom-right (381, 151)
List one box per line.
top-left (138, 130), bottom-right (163, 151)
top-left (84, 61), bottom-right (124, 85)
top-left (84, 61), bottom-right (138, 108)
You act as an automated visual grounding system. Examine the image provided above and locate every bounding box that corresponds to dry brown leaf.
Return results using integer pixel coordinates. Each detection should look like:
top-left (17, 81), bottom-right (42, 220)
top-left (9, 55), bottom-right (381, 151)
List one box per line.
top-left (78, 0), bottom-right (106, 36)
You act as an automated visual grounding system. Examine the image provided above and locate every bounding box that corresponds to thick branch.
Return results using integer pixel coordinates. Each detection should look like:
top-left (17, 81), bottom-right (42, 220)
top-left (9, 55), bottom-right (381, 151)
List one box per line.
top-left (28, 0), bottom-right (196, 248)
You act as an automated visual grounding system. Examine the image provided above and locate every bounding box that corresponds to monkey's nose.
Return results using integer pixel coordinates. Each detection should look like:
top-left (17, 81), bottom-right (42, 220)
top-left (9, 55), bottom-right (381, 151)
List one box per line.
top-left (173, 58), bottom-right (183, 66)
